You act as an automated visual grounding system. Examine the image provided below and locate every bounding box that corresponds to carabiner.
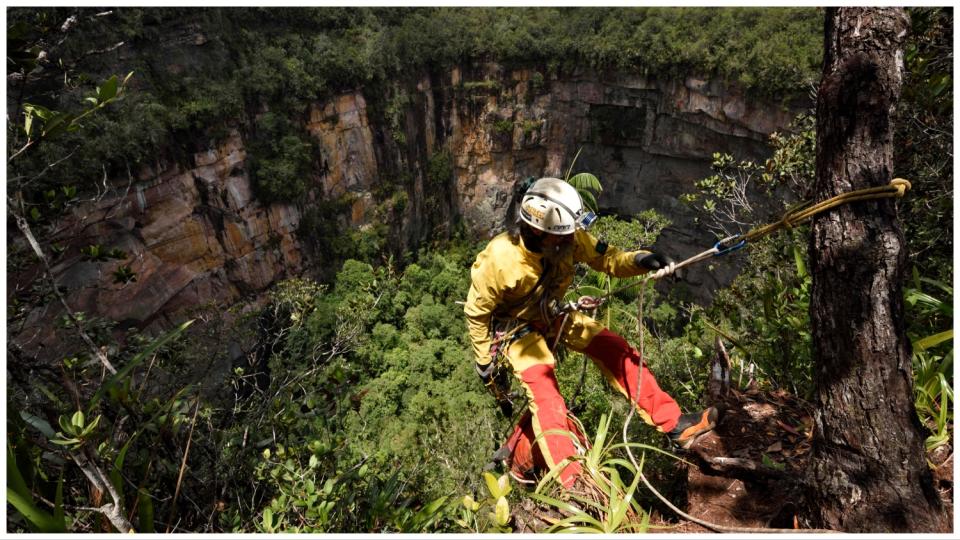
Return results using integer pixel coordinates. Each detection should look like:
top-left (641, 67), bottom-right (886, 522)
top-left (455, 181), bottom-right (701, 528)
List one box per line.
top-left (713, 238), bottom-right (747, 256)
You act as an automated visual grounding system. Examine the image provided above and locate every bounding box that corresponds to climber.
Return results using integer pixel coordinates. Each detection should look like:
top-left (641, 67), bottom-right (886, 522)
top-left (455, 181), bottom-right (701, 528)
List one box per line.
top-left (464, 176), bottom-right (718, 488)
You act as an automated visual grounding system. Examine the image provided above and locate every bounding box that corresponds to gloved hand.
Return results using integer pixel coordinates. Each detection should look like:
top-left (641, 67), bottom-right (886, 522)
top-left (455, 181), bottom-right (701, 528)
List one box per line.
top-left (577, 295), bottom-right (602, 310)
top-left (475, 360), bottom-right (495, 385)
top-left (634, 252), bottom-right (678, 280)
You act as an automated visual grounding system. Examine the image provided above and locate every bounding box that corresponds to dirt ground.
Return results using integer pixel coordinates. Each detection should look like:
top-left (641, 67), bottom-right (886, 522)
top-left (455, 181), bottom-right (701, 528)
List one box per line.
top-left (511, 386), bottom-right (954, 533)
top-left (650, 387), bottom-right (952, 533)
top-left (655, 387), bottom-right (814, 532)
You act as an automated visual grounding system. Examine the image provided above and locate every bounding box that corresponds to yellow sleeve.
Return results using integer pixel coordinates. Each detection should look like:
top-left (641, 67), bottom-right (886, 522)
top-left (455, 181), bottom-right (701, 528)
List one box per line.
top-left (463, 243), bottom-right (523, 366)
top-left (573, 229), bottom-right (651, 278)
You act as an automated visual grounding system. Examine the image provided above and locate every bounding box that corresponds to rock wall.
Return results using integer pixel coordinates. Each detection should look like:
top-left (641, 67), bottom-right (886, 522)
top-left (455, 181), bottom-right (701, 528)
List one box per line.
top-left (447, 64), bottom-right (804, 300)
top-left (12, 131), bottom-right (303, 355)
top-left (11, 63), bottom-right (806, 359)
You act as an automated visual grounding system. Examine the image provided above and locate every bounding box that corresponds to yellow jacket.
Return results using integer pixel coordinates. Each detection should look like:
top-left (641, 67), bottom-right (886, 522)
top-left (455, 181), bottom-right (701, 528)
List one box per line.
top-left (464, 229), bottom-right (651, 365)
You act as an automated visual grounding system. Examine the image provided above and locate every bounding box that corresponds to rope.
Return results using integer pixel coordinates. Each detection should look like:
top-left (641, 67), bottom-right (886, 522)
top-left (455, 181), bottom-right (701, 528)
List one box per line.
top-left (608, 180), bottom-right (914, 532)
top-left (601, 178), bottom-right (911, 300)
top-left (485, 179), bottom-right (907, 531)
top-left (621, 276), bottom-right (837, 534)
top-left (741, 177), bottom-right (911, 243)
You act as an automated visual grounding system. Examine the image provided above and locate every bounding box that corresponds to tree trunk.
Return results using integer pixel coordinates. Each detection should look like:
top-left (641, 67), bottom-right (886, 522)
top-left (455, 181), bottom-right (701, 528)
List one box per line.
top-left (806, 7), bottom-right (949, 532)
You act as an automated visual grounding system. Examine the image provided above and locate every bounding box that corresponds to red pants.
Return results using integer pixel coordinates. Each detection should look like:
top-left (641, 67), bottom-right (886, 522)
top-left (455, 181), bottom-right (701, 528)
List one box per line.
top-left (504, 327), bottom-right (681, 487)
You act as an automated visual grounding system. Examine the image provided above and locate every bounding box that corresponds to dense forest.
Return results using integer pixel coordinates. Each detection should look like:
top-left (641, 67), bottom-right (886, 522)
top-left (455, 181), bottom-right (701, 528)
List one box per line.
top-left (6, 7), bottom-right (953, 533)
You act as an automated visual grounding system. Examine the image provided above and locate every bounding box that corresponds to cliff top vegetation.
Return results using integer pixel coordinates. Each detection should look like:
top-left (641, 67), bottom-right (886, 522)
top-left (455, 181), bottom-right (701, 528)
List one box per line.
top-left (8, 7), bottom-right (823, 195)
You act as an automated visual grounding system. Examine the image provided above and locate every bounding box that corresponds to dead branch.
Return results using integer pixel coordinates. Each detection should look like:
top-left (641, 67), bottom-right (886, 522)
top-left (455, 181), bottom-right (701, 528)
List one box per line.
top-left (10, 192), bottom-right (117, 374)
top-left (72, 449), bottom-right (132, 532)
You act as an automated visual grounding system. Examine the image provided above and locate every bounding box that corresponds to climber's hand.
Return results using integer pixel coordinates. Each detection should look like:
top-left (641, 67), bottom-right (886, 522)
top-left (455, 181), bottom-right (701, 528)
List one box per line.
top-left (577, 296), bottom-right (602, 310)
top-left (635, 252), bottom-right (678, 280)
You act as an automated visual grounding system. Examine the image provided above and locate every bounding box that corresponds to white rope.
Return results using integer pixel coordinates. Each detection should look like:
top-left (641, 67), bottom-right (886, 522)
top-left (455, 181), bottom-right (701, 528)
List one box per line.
top-left (618, 277), bottom-right (836, 534)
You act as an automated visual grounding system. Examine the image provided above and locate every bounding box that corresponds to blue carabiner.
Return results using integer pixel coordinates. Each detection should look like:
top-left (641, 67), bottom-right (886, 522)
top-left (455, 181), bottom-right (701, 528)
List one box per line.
top-left (713, 238), bottom-right (747, 256)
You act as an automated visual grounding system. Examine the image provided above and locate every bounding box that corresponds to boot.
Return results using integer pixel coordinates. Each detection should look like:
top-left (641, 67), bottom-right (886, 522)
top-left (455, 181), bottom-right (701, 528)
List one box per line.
top-left (668, 407), bottom-right (718, 449)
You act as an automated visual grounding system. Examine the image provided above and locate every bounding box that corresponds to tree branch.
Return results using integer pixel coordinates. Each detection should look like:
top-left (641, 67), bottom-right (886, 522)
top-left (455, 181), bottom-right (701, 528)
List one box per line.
top-left (72, 449), bottom-right (132, 532)
top-left (10, 191), bottom-right (117, 374)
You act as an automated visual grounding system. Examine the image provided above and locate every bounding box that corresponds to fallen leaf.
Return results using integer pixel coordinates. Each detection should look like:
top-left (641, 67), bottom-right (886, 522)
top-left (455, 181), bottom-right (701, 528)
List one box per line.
top-left (776, 420), bottom-right (801, 436)
top-left (766, 441), bottom-right (783, 453)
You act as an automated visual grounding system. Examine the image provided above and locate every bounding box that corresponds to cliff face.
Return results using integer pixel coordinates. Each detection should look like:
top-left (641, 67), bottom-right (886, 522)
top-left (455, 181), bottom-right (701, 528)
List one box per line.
top-left (445, 63), bottom-right (802, 302)
top-left (11, 62), bottom-right (805, 359)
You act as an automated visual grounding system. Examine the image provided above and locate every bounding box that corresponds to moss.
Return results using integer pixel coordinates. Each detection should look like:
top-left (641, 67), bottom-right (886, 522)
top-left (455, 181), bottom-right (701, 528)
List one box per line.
top-left (530, 70), bottom-right (545, 94)
top-left (461, 79), bottom-right (500, 92)
top-left (426, 149), bottom-right (452, 187)
top-left (520, 119), bottom-right (541, 135)
top-left (492, 118), bottom-right (514, 135)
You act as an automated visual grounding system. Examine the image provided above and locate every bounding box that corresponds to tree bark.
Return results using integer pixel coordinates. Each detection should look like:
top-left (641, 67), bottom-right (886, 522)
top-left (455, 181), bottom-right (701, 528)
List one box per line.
top-left (806, 7), bottom-right (949, 532)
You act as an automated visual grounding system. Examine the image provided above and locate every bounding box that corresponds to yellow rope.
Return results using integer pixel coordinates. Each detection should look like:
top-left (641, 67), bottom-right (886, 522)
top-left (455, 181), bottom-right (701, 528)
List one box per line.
top-left (742, 178), bottom-right (911, 243)
top-left (597, 178), bottom-right (912, 300)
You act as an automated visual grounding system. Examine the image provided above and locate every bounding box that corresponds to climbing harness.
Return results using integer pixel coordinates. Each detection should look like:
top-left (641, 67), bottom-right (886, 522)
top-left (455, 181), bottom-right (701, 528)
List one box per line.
top-left (477, 179), bottom-right (910, 530)
top-left (484, 320), bottom-right (530, 418)
top-left (483, 297), bottom-right (583, 415)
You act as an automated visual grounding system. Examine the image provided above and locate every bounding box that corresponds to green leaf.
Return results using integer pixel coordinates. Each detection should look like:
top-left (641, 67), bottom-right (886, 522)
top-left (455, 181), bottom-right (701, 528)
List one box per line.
top-left (761, 453), bottom-right (785, 470)
top-left (54, 473), bottom-right (65, 526)
top-left (574, 285), bottom-right (606, 298)
top-left (139, 487), bottom-right (155, 532)
top-left (57, 415), bottom-right (72, 435)
top-left (483, 471), bottom-right (501, 498)
top-left (494, 496), bottom-right (510, 526)
top-left (568, 172), bottom-right (603, 193)
top-left (918, 276), bottom-right (952, 295)
top-left (42, 112), bottom-right (75, 139)
top-left (98, 75), bottom-right (119, 102)
top-left (610, 466), bottom-right (641, 531)
top-left (110, 431), bottom-right (140, 504)
top-left (7, 487), bottom-right (66, 533)
top-left (497, 473), bottom-right (511, 497)
top-left (80, 414), bottom-right (101, 436)
top-left (23, 110), bottom-right (33, 137)
top-left (89, 320), bottom-right (195, 410)
top-left (7, 442), bottom-right (31, 501)
top-left (19, 411), bottom-right (56, 439)
top-left (914, 330), bottom-right (953, 352)
top-left (24, 103), bottom-right (52, 121)
top-left (408, 495), bottom-right (448, 531)
top-left (792, 245), bottom-right (807, 278)
top-left (528, 492), bottom-right (594, 519)
top-left (563, 147), bottom-right (584, 182)
top-left (262, 507), bottom-right (274, 532)
top-left (578, 189), bottom-right (599, 213)
top-left (906, 290), bottom-right (942, 309)
top-left (71, 410), bottom-right (85, 429)
top-left (49, 437), bottom-right (81, 446)
top-left (930, 73), bottom-right (950, 97)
